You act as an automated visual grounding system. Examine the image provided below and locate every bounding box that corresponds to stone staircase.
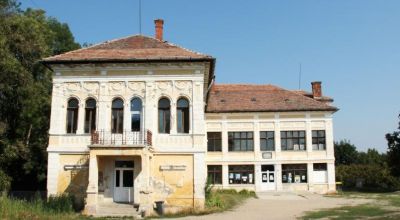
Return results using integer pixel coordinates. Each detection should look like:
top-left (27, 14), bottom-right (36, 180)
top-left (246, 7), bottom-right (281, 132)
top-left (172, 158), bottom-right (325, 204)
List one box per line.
top-left (95, 202), bottom-right (142, 218)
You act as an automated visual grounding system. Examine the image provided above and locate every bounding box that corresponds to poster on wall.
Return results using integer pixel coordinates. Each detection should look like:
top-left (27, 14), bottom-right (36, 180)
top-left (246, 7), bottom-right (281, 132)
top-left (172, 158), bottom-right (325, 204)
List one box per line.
top-left (295, 175), bottom-right (301, 183)
top-left (262, 174), bottom-right (267, 182)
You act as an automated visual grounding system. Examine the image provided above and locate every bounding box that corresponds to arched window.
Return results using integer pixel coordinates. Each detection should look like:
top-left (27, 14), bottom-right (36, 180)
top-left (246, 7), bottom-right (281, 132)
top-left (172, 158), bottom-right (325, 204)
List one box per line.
top-left (131, 98), bottom-right (142, 132)
top-left (84, 98), bottom-right (96, 133)
top-left (158, 98), bottom-right (170, 134)
top-left (66, 98), bottom-right (79, 134)
top-left (111, 98), bottom-right (124, 133)
top-left (177, 98), bottom-right (189, 133)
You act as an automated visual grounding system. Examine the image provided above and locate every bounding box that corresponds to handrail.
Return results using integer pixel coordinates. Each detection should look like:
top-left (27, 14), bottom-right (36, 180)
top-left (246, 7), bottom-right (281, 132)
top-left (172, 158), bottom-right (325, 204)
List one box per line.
top-left (90, 129), bottom-right (152, 146)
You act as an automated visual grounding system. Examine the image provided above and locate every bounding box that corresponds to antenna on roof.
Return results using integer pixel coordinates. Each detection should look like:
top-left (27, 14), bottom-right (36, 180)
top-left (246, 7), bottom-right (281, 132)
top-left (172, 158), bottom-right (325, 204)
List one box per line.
top-left (138, 0), bottom-right (142, 34)
top-left (298, 63), bottom-right (302, 90)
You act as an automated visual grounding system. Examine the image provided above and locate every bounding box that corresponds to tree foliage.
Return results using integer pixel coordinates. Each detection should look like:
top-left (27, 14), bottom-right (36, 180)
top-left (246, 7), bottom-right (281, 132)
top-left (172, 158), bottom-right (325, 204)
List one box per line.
top-left (334, 140), bottom-right (359, 166)
top-left (386, 114), bottom-right (400, 177)
top-left (0, 0), bottom-right (80, 190)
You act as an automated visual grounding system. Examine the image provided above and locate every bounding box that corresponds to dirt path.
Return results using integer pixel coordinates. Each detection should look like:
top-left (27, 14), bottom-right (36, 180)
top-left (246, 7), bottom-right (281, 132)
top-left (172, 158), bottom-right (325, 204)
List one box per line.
top-left (176, 192), bottom-right (370, 220)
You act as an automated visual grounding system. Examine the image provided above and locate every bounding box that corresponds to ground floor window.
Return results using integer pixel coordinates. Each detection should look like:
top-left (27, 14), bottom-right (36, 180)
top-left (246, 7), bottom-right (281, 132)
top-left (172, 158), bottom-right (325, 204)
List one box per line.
top-left (229, 165), bottom-right (254, 184)
top-left (282, 164), bottom-right (307, 183)
top-left (207, 165), bottom-right (222, 184)
top-left (313, 163), bottom-right (328, 183)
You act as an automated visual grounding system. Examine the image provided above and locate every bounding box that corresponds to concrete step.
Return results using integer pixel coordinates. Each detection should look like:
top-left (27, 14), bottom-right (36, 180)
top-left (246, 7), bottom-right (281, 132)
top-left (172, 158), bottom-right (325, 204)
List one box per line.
top-left (95, 202), bottom-right (140, 218)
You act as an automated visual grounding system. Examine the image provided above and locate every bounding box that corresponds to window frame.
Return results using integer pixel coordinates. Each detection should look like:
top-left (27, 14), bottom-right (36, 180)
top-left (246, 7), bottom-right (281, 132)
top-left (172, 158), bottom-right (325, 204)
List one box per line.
top-left (158, 98), bottom-right (171, 134)
top-left (207, 165), bottom-right (222, 184)
top-left (111, 98), bottom-right (124, 134)
top-left (130, 98), bottom-right (142, 132)
top-left (228, 165), bottom-right (255, 184)
top-left (66, 98), bottom-right (79, 134)
top-left (177, 98), bottom-right (190, 134)
top-left (312, 130), bottom-right (326, 150)
top-left (280, 130), bottom-right (306, 151)
top-left (207, 132), bottom-right (222, 152)
top-left (228, 131), bottom-right (254, 151)
top-left (260, 131), bottom-right (275, 151)
top-left (282, 164), bottom-right (308, 183)
top-left (84, 98), bottom-right (96, 134)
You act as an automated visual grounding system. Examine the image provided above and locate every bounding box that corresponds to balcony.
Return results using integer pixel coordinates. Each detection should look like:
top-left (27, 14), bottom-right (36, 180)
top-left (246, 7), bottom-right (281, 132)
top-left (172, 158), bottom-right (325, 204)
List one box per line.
top-left (90, 130), bottom-right (152, 147)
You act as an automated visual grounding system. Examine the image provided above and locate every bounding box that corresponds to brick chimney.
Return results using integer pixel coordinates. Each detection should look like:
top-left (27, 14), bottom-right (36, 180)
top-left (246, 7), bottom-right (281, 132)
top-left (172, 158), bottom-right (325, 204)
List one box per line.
top-left (311, 81), bottom-right (322, 98)
top-left (154, 19), bottom-right (164, 41)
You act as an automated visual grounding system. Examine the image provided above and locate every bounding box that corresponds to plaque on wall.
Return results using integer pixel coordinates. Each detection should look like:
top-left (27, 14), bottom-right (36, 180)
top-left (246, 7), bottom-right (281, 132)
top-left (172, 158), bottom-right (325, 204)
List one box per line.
top-left (262, 152), bottom-right (272, 159)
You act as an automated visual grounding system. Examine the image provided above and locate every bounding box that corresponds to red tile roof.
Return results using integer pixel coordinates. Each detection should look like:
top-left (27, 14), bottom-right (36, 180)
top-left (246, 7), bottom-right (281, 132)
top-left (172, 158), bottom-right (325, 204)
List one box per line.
top-left (42, 35), bottom-right (213, 63)
top-left (206, 84), bottom-right (338, 113)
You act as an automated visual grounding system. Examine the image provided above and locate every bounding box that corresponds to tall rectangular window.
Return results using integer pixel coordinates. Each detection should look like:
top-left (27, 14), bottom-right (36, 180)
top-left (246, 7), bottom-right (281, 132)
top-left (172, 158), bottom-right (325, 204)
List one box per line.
top-left (84, 98), bottom-right (96, 133)
top-left (228, 132), bottom-right (254, 151)
top-left (281, 131), bottom-right (306, 151)
top-left (260, 131), bottom-right (275, 151)
top-left (158, 98), bottom-right (170, 134)
top-left (228, 165), bottom-right (254, 184)
top-left (66, 98), bottom-right (79, 134)
top-left (207, 132), bottom-right (222, 152)
top-left (177, 98), bottom-right (189, 133)
top-left (282, 164), bottom-right (307, 183)
top-left (207, 165), bottom-right (222, 184)
top-left (312, 130), bottom-right (326, 150)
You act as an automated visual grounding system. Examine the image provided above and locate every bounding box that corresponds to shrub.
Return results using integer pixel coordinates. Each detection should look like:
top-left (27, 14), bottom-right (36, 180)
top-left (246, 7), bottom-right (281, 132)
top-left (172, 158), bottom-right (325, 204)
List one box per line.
top-left (44, 194), bottom-right (74, 213)
top-left (0, 170), bottom-right (11, 193)
top-left (336, 164), bottom-right (400, 192)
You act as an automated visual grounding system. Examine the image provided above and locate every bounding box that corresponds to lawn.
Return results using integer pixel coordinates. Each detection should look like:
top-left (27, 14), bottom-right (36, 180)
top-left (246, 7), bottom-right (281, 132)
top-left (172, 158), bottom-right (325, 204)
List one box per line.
top-left (0, 195), bottom-right (95, 220)
top-left (149, 189), bottom-right (257, 218)
top-left (301, 191), bottom-right (400, 220)
top-left (0, 189), bottom-right (256, 219)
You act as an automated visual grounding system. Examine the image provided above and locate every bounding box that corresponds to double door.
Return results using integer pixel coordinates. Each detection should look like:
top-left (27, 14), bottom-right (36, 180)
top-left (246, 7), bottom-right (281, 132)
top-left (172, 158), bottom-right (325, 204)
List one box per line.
top-left (260, 165), bottom-right (276, 191)
top-left (114, 161), bottom-right (134, 203)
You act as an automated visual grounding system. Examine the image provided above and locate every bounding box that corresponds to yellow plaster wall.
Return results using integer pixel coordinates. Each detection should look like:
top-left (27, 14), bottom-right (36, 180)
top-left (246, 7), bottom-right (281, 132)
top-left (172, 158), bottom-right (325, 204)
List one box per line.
top-left (151, 154), bottom-right (194, 207)
top-left (57, 154), bottom-right (89, 198)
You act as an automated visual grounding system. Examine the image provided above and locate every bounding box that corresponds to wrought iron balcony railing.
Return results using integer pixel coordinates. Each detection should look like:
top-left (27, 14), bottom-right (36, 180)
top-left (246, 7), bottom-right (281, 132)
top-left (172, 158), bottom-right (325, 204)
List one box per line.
top-left (90, 130), bottom-right (152, 146)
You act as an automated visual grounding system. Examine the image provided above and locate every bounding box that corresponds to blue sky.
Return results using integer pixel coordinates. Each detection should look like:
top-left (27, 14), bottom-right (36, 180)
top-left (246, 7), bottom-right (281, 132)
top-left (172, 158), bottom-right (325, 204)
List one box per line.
top-left (21, 0), bottom-right (400, 152)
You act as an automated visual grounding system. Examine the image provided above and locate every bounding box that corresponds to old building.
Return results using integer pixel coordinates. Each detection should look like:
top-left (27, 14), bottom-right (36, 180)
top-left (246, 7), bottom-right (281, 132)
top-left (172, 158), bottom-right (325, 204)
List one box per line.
top-left (42, 19), bottom-right (338, 216)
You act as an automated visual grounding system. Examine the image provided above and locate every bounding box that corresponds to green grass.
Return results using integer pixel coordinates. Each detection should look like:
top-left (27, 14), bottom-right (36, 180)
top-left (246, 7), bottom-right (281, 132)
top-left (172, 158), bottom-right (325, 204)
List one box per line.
top-left (0, 195), bottom-right (98, 220)
top-left (302, 191), bottom-right (400, 220)
top-left (152, 189), bottom-right (257, 218)
top-left (302, 205), bottom-right (393, 220)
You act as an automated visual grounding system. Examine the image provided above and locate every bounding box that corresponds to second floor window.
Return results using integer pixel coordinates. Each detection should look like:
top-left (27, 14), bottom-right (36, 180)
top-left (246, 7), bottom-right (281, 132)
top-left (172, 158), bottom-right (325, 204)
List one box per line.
top-left (111, 98), bottom-right (124, 134)
top-left (84, 98), bottom-right (96, 133)
top-left (207, 132), bottom-right (222, 152)
top-left (177, 98), bottom-right (189, 133)
top-left (281, 131), bottom-right (306, 151)
top-left (131, 98), bottom-right (142, 132)
top-left (66, 98), bottom-right (79, 134)
top-left (228, 132), bottom-right (254, 151)
top-left (260, 131), bottom-right (275, 151)
top-left (312, 130), bottom-right (326, 150)
top-left (158, 98), bottom-right (170, 134)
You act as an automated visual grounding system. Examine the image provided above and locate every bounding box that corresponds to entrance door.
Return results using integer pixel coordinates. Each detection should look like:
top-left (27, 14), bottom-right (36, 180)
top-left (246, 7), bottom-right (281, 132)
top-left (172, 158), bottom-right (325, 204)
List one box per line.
top-left (114, 161), bottom-right (134, 203)
top-left (260, 165), bottom-right (276, 191)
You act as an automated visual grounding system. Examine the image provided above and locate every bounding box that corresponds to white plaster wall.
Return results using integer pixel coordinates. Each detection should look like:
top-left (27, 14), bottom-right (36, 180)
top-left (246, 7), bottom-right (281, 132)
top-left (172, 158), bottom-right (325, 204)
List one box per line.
top-left (205, 111), bottom-right (337, 192)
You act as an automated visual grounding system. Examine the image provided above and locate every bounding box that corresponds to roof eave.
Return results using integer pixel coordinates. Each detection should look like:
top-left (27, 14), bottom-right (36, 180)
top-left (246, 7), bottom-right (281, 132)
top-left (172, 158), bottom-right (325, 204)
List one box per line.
top-left (40, 57), bottom-right (215, 65)
top-left (205, 107), bottom-right (339, 114)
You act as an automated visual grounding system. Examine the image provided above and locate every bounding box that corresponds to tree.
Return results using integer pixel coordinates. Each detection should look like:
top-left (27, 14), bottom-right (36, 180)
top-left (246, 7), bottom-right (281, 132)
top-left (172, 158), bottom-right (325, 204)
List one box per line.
top-left (0, 0), bottom-right (80, 190)
top-left (357, 148), bottom-right (386, 166)
top-left (386, 114), bottom-right (400, 177)
top-left (334, 140), bottom-right (359, 166)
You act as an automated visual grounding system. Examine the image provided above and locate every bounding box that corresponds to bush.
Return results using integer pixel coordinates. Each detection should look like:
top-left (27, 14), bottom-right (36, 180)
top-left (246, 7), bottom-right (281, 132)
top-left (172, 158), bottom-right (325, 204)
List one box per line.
top-left (44, 194), bottom-right (74, 213)
top-left (336, 164), bottom-right (400, 192)
top-left (0, 170), bottom-right (11, 193)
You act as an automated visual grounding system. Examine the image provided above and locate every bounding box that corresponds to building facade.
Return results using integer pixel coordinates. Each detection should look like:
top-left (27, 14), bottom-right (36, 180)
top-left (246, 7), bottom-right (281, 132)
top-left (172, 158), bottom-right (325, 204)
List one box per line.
top-left (42, 19), bottom-right (338, 216)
